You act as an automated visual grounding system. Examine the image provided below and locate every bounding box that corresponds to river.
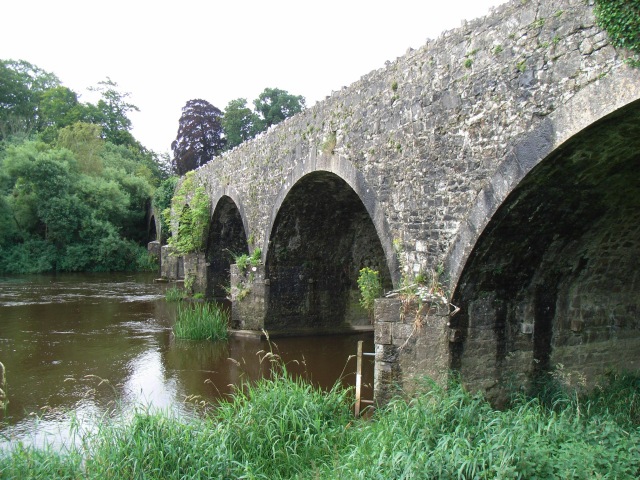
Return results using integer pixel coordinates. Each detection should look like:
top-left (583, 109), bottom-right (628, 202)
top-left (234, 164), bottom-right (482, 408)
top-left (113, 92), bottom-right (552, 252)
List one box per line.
top-left (0, 272), bottom-right (373, 449)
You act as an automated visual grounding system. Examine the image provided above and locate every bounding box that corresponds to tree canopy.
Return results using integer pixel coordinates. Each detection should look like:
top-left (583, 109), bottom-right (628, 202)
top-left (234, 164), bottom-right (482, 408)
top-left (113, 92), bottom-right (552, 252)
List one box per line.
top-left (221, 98), bottom-right (263, 150)
top-left (0, 58), bottom-right (168, 274)
top-left (175, 88), bottom-right (306, 168)
top-left (253, 88), bottom-right (305, 128)
top-left (171, 99), bottom-right (225, 175)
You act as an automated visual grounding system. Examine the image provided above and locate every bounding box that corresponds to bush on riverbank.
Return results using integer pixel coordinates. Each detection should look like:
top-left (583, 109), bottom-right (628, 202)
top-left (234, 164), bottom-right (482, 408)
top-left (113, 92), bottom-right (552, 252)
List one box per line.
top-left (173, 302), bottom-right (229, 341)
top-left (1, 372), bottom-right (639, 479)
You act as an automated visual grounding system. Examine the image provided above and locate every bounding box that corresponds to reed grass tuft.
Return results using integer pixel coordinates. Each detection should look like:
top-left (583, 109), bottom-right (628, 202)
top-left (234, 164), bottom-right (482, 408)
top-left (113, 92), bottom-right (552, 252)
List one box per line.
top-left (173, 302), bottom-right (229, 341)
top-left (164, 286), bottom-right (186, 302)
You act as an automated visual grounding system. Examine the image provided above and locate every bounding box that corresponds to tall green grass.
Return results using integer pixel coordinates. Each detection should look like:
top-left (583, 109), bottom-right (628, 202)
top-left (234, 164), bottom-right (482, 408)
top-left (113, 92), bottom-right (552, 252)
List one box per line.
top-left (2, 372), bottom-right (640, 479)
top-left (164, 285), bottom-right (186, 302)
top-left (173, 302), bottom-right (229, 341)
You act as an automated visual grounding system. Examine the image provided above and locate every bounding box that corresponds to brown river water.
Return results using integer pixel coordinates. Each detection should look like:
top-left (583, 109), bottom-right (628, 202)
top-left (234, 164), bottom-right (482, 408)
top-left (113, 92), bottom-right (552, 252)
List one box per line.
top-left (0, 272), bottom-right (373, 449)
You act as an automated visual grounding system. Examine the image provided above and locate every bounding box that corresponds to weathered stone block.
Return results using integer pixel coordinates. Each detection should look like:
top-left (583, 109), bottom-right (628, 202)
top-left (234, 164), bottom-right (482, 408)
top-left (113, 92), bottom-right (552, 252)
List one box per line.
top-left (375, 344), bottom-right (399, 363)
top-left (374, 298), bottom-right (402, 324)
top-left (375, 321), bottom-right (392, 345)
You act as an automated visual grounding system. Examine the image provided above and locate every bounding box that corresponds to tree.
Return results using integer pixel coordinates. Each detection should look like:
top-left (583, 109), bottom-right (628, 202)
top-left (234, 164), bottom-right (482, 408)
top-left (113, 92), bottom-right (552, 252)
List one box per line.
top-left (0, 59), bottom-right (60, 138)
top-left (221, 98), bottom-right (263, 150)
top-left (87, 77), bottom-right (139, 147)
top-left (253, 87), bottom-right (305, 128)
top-left (171, 99), bottom-right (225, 175)
top-left (57, 122), bottom-right (104, 175)
top-left (38, 86), bottom-right (83, 129)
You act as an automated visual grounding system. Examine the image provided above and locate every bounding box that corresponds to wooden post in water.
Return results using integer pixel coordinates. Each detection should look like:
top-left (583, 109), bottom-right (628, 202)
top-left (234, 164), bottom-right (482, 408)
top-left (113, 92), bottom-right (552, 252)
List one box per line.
top-left (355, 340), bottom-right (363, 417)
top-left (0, 361), bottom-right (6, 409)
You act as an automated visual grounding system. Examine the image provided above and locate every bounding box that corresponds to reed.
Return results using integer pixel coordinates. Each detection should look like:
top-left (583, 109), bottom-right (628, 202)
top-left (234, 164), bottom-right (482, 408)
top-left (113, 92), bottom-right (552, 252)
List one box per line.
top-left (164, 286), bottom-right (186, 302)
top-left (173, 302), bottom-right (229, 341)
top-left (1, 372), bottom-right (640, 479)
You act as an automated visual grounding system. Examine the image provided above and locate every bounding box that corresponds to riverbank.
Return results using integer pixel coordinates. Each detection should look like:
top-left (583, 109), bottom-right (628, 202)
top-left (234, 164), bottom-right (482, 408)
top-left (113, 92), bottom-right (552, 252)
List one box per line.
top-left (2, 370), bottom-right (639, 479)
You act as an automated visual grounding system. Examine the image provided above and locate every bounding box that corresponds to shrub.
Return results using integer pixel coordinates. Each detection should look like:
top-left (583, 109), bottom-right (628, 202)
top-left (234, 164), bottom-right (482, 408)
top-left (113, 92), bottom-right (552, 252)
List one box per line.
top-left (357, 267), bottom-right (382, 316)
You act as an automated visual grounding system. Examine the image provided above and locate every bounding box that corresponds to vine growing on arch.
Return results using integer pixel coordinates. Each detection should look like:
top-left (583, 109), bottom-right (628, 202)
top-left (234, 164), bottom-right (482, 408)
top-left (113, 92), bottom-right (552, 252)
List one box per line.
top-left (163, 171), bottom-right (210, 255)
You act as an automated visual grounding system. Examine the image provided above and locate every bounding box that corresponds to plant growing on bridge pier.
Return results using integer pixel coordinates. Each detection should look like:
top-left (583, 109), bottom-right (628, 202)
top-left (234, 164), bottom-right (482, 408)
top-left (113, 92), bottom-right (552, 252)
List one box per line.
top-left (594, 0), bottom-right (640, 67)
top-left (358, 267), bottom-right (382, 319)
top-left (231, 248), bottom-right (262, 301)
top-left (164, 171), bottom-right (210, 256)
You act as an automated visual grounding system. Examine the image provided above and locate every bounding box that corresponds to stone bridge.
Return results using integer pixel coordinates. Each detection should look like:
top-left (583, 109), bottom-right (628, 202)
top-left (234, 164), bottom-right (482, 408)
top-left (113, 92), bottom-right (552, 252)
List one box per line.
top-left (160, 0), bottom-right (640, 403)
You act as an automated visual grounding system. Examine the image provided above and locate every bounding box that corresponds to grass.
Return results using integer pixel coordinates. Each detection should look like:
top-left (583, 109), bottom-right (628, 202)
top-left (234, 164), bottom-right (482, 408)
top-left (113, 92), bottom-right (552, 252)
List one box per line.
top-left (164, 286), bottom-right (186, 302)
top-left (2, 371), bottom-right (640, 479)
top-left (173, 302), bottom-right (229, 341)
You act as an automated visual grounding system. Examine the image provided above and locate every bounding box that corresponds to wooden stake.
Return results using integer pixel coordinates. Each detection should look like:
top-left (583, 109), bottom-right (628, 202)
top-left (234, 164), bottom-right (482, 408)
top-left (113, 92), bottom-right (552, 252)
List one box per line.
top-left (355, 340), bottom-right (363, 417)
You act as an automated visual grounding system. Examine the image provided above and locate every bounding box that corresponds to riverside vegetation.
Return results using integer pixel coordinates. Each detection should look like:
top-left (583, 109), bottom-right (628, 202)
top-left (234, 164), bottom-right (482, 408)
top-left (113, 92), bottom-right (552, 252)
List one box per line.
top-left (0, 60), bottom-right (172, 274)
top-left (173, 302), bottom-right (229, 341)
top-left (1, 367), bottom-right (639, 478)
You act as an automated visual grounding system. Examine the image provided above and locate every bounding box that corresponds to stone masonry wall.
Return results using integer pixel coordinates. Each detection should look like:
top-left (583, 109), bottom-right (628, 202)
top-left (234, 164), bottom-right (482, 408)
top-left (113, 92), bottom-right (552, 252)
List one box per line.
top-left (192, 0), bottom-right (629, 286)
top-left (176, 0), bottom-right (640, 401)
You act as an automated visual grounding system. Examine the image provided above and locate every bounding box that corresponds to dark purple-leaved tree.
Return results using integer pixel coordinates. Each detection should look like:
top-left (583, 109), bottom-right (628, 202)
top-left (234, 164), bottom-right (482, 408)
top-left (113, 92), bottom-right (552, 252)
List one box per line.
top-left (171, 99), bottom-right (225, 175)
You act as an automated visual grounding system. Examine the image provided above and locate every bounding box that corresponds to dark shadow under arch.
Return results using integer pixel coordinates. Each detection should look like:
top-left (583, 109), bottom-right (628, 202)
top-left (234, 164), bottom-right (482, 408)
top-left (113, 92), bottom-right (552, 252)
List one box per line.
top-left (451, 100), bottom-right (640, 401)
top-left (205, 196), bottom-right (249, 300)
top-left (148, 215), bottom-right (157, 242)
top-left (265, 171), bottom-right (393, 331)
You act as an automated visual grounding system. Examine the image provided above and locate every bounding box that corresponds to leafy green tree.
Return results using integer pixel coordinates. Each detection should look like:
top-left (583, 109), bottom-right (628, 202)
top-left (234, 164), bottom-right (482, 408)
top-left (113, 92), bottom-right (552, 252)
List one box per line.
top-left (57, 122), bottom-right (104, 175)
top-left (222, 98), bottom-right (264, 150)
top-left (0, 60), bottom-right (168, 274)
top-left (171, 99), bottom-right (225, 175)
top-left (87, 78), bottom-right (140, 147)
top-left (0, 60), bottom-right (60, 138)
top-left (253, 87), bottom-right (305, 128)
top-left (39, 86), bottom-right (81, 127)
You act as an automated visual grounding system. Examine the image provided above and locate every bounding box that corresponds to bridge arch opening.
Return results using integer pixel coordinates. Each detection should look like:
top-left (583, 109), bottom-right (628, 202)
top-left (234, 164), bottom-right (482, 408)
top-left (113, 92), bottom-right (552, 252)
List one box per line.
top-left (265, 171), bottom-right (393, 332)
top-left (451, 100), bottom-right (640, 401)
top-left (205, 196), bottom-right (249, 301)
top-left (148, 214), bottom-right (157, 242)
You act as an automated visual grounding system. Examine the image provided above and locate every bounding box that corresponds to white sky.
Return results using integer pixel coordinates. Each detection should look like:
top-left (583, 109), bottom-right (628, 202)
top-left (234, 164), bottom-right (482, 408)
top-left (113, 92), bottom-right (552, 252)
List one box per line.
top-left (1, 0), bottom-right (508, 155)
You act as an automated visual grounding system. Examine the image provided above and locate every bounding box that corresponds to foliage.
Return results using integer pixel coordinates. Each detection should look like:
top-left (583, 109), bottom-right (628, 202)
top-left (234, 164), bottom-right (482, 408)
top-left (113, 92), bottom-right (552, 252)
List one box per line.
top-left (171, 99), bottom-right (225, 175)
top-left (3, 372), bottom-right (640, 478)
top-left (152, 176), bottom-right (178, 242)
top-left (214, 369), bottom-right (351, 478)
top-left (165, 285), bottom-right (186, 302)
top-left (357, 267), bottom-right (382, 316)
top-left (594, 0), bottom-right (640, 66)
top-left (253, 87), bottom-right (305, 128)
top-left (234, 247), bottom-right (262, 274)
top-left (221, 97), bottom-right (263, 150)
top-left (165, 171), bottom-right (210, 255)
top-left (0, 59), bottom-right (167, 274)
top-left (86, 77), bottom-right (140, 148)
top-left (0, 59), bottom-right (61, 138)
top-left (173, 302), bottom-right (229, 341)
top-left (0, 137), bottom-right (156, 273)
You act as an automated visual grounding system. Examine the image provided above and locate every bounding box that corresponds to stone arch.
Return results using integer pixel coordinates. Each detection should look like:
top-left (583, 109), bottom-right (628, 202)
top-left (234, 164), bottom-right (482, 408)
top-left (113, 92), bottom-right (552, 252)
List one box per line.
top-left (204, 188), bottom-right (250, 300)
top-left (263, 155), bottom-right (399, 286)
top-left (446, 67), bottom-right (640, 289)
top-left (263, 159), bottom-right (395, 332)
top-left (447, 69), bottom-right (640, 401)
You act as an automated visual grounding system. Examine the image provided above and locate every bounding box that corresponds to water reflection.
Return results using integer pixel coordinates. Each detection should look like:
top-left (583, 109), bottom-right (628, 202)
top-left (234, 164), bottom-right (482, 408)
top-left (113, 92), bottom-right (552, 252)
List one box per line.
top-left (0, 273), bottom-right (373, 449)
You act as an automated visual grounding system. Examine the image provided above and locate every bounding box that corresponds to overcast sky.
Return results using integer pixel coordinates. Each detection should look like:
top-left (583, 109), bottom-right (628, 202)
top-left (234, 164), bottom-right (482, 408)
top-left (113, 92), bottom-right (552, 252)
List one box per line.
top-left (2, 0), bottom-right (508, 154)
